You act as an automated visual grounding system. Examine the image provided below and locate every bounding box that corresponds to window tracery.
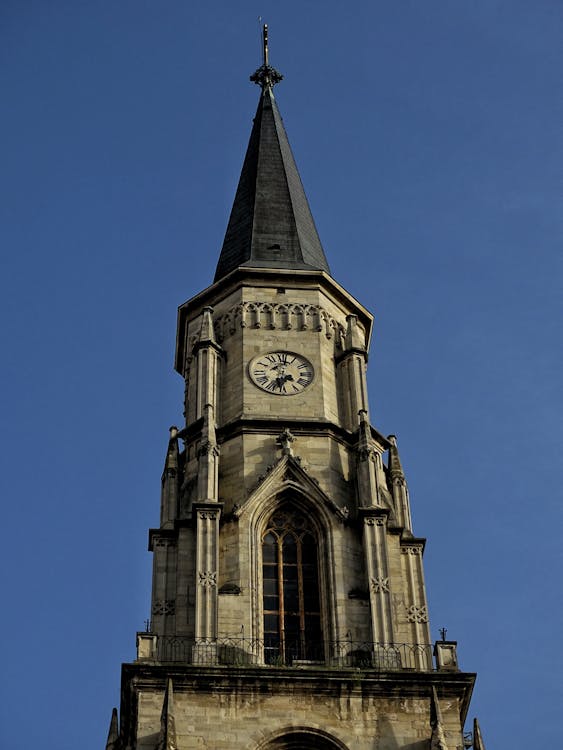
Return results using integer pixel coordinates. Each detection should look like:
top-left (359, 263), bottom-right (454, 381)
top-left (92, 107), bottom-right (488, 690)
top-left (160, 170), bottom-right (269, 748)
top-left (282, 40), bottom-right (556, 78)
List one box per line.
top-left (262, 505), bottom-right (322, 663)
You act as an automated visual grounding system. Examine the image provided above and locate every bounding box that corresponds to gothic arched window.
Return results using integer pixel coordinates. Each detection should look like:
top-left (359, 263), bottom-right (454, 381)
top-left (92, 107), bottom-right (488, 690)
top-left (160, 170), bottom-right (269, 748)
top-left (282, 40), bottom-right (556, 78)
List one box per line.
top-left (262, 505), bottom-right (322, 664)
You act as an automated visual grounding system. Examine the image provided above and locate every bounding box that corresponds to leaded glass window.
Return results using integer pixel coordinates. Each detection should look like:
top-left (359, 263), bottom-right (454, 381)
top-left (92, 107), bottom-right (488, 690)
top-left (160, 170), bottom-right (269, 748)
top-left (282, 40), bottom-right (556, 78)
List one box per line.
top-left (262, 505), bottom-right (322, 664)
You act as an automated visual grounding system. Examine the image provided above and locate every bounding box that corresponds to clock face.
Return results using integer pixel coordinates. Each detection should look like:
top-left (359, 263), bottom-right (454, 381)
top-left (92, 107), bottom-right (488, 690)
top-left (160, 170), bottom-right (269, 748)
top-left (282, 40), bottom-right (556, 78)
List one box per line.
top-left (249, 351), bottom-right (314, 396)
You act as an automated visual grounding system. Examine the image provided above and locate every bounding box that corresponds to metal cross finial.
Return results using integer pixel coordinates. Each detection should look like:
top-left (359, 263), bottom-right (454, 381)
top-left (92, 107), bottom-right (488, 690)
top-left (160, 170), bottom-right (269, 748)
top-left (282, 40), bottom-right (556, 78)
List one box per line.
top-left (250, 23), bottom-right (283, 89)
top-left (263, 23), bottom-right (269, 66)
top-left (439, 627), bottom-right (448, 642)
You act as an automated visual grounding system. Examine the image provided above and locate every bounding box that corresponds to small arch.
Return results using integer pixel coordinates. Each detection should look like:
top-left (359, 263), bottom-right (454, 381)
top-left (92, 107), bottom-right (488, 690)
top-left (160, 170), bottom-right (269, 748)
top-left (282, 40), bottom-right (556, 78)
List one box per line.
top-left (256, 727), bottom-right (349, 750)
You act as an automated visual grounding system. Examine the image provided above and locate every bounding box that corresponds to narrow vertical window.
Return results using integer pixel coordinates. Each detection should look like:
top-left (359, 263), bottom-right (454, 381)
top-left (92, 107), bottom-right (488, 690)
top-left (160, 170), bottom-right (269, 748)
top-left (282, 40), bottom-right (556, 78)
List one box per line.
top-left (262, 505), bottom-right (322, 664)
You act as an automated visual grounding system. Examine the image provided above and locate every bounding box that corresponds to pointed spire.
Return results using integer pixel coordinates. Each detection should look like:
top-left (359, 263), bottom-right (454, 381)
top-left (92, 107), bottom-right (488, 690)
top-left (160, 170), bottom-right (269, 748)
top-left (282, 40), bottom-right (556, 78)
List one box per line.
top-left (156, 679), bottom-right (177, 750)
top-left (164, 426), bottom-right (179, 473)
top-left (345, 314), bottom-right (366, 351)
top-left (388, 435), bottom-right (406, 483)
top-left (214, 26), bottom-right (330, 282)
top-left (473, 718), bottom-right (486, 750)
top-left (104, 708), bottom-right (120, 750)
top-left (198, 306), bottom-right (217, 345)
top-left (430, 687), bottom-right (449, 750)
top-left (161, 426), bottom-right (180, 527)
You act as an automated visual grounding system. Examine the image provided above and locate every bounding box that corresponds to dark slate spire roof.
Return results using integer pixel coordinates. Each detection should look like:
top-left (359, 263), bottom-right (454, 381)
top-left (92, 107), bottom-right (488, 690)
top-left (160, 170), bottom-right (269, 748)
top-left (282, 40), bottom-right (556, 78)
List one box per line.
top-left (214, 32), bottom-right (330, 282)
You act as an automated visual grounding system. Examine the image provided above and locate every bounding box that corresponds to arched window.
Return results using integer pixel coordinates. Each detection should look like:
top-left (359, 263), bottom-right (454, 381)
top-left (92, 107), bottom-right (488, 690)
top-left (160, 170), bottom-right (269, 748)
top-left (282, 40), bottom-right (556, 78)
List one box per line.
top-left (259, 729), bottom-right (348, 750)
top-left (262, 504), bottom-right (322, 664)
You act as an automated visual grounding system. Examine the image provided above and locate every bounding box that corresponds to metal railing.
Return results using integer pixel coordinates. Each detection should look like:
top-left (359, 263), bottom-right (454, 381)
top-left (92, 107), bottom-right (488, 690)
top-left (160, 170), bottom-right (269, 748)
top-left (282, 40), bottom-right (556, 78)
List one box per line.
top-left (153, 635), bottom-right (433, 671)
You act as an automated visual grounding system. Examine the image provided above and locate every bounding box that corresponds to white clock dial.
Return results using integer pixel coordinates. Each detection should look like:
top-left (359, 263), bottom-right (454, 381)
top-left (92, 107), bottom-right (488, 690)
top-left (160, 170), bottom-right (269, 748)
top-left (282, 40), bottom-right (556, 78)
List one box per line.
top-left (249, 351), bottom-right (314, 396)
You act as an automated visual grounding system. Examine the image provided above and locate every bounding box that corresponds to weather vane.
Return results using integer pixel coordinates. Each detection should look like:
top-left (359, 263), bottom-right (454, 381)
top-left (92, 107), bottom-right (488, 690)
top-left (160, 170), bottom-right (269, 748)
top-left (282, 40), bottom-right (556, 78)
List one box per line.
top-left (250, 23), bottom-right (283, 89)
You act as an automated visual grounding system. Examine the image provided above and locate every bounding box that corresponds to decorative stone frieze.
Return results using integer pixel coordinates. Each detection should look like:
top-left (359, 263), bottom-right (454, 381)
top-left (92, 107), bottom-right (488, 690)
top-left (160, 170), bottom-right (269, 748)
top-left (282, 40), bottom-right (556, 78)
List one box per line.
top-left (211, 301), bottom-right (347, 344)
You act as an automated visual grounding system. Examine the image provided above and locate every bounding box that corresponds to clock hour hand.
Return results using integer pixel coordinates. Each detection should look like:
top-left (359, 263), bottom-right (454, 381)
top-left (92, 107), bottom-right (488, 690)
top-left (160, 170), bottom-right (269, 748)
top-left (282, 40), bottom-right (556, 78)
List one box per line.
top-left (275, 373), bottom-right (294, 390)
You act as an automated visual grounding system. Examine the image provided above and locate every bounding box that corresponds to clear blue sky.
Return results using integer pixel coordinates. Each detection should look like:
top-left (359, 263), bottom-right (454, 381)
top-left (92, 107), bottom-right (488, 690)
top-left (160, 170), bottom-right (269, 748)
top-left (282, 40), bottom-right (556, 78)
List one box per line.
top-left (1, 2), bottom-right (561, 748)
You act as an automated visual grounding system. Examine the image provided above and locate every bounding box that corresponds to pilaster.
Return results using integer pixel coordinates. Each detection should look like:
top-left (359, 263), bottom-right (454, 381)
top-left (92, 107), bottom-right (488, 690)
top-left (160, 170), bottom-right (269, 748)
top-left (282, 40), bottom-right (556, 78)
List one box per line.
top-left (193, 503), bottom-right (223, 643)
top-left (360, 510), bottom-right (394, 645)
top-left (400, 539), bottom-right (431, 667)
top-left (149, 531), bottom-right (178, 635)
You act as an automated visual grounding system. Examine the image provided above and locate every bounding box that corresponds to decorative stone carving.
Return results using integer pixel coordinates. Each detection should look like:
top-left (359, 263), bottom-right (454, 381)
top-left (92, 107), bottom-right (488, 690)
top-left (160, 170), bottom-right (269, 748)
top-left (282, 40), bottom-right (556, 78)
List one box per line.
top-left (197, 510), bottom-right (218, 521)
top-left (406, 604), bottom-right (428, 623)
top-left (153, 537), bottom-right (175, 548)
top-left (198, 571), bottom-right (217, 587)
top-left (276, 428), bottom-right (295, 457)
top-left (401, 545), bottom-right (422, 555)
top-left (212, 301), bottom-right (346, 344)
top-left (152, 599), bottom-right (176, 616)
top-left (197, 441), bottom-right (220, 458)
top-left (358, 446), bottom-right (376, 462)
top-left (370, 576), bottom-right (390, 594)
top-left (365, 516), bottom-right (385, 526)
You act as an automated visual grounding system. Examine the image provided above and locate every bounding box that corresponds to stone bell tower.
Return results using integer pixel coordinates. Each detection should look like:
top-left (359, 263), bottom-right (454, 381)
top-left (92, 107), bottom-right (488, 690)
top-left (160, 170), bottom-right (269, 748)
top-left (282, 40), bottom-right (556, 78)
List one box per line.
top-left (105, 26), bottom-right (487, 750)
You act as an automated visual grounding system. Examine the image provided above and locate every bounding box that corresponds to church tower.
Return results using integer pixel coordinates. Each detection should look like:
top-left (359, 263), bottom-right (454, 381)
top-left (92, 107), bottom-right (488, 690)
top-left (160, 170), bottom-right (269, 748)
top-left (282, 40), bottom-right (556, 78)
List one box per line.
top-left (106, 28), bottom-right (485, 750)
